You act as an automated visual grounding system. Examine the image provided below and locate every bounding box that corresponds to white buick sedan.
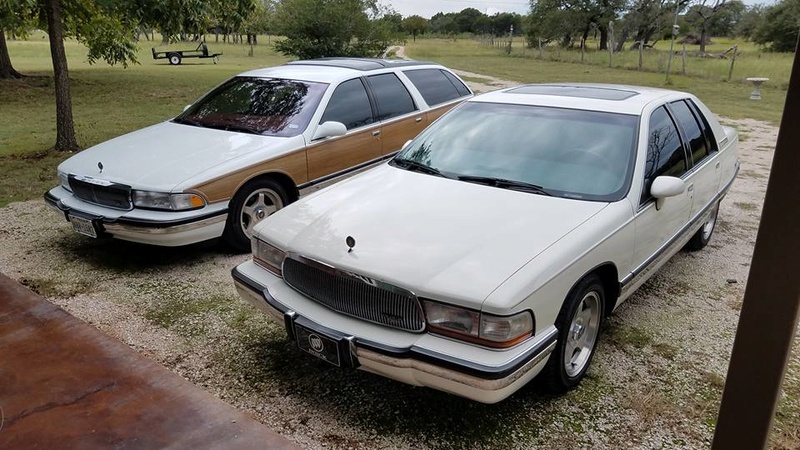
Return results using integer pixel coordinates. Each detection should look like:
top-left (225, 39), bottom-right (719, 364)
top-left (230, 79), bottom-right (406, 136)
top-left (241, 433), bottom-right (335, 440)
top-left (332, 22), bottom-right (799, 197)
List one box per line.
top-left (232, 84), bottom-right (739, 403)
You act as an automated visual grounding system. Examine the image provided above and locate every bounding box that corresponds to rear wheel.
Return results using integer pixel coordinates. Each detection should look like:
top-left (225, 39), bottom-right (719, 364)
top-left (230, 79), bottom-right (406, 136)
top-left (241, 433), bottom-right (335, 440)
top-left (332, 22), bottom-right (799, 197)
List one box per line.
top-left (686, 201), bottom-right (719, 251)
top-left (223, 179), bottom-right (288, 253)
top-left (168, 53), bottom-right (182, 65)
top-left (542, 274), bottom-right (605, 392)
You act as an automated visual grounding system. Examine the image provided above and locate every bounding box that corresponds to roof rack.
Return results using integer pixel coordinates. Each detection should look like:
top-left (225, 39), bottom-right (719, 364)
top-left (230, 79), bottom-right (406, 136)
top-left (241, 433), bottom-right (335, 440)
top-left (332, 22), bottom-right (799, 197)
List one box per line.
top-left (286, 58), bottom-right (434, 71)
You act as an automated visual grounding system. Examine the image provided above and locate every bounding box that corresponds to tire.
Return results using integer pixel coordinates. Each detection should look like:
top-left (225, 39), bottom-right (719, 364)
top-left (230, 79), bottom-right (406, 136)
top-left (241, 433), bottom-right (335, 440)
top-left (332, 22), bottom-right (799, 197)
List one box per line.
top-left (168, 53), bottom-right (181, 65)
top-left (686, 201), bottom-right (719, 251)
top-left (223, 178), bottom-right (288, 253)
top-left (542, 274), bottom-right (605, 392)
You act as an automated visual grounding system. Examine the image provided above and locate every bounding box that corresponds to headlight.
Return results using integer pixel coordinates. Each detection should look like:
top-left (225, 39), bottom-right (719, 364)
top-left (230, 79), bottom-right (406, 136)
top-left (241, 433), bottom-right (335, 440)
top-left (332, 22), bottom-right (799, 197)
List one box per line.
top-left (132, 190), bottom-right (205, 211)
top-left (253, 239), bottom-right (286, 276)
top-left (422, 300), bottom-right (533, 348)
top-left (58, 171), bottom-right (71, 191)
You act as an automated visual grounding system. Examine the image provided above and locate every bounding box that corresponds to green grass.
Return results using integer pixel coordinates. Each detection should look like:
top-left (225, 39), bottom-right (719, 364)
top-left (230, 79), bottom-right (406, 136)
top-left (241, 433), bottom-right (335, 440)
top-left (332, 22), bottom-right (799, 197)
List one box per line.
top-left (406, 38), bottom-right (788, 124)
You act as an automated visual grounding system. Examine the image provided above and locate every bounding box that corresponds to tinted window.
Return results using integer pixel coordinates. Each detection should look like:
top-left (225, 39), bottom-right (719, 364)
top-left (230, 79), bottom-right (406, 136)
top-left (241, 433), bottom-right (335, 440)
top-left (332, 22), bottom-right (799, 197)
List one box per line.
top-left (442, 71), bottom-right (471, 96)
top-left (642, 106), bottom-right (687, 204)
top-left (670, 100), bottom-right (708, 165)
top-left (366, 73), bottom-right (416, 120)
top-left (404, 69), bottom-right (467, 106)
top-left (394, 102), bottom-right (638, 202)
top-left (687, 99), bottom-right (719, 154)
top-left (174, 77), bottom-right (327, 137)
top-left (320, 79), bottom-right (374, 130)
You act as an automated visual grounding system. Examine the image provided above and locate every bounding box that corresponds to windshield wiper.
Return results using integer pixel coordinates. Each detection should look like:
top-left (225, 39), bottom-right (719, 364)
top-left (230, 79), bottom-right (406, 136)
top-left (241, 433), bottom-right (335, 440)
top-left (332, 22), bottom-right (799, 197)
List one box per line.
top-left (457, 175), bottom-right (552, 196)
top-left (392, 158), bottom-right (447, 177)
top-left (223, 124), bottom-right (261, 135)
top-left (173, 117), bottom-right (205, 128)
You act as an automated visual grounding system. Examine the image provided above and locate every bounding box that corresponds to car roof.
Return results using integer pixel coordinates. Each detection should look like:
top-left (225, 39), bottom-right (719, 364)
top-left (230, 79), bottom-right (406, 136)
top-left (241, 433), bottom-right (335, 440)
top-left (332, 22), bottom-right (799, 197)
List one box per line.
top-left (472, 83), bottom-right (688, 115)
top-left (237, 58), bottom-right (442, 84)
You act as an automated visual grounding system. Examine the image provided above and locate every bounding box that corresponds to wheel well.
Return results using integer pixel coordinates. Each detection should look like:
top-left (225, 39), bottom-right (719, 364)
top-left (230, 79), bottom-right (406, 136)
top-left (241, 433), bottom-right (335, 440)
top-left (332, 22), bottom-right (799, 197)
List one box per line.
top-left (592, 263), bottom-right (620, 317)
top-left (243, 172), bottom-right (299, 203)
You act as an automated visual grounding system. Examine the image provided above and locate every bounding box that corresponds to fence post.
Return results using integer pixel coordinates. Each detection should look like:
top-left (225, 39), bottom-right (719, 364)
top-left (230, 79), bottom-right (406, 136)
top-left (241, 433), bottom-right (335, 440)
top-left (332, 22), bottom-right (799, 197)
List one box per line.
top-left (581, 37), bottom-right (585, 63)
top-left (682, 43), bottom-right (687, 74)
top-left (728, 44), bottom-right (738, 81)
top-left (639, 40), bottom-right (644, 70)
top-left (608, 21), bottom-right (614, 68)
top-left (539, 37), bottom-right (543, 59)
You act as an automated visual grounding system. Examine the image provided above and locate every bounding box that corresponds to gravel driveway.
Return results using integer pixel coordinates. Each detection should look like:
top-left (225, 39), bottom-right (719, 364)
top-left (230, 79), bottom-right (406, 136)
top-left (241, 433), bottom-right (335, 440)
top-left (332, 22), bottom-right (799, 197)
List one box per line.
top-left (1, 89), bottom-right (797, 447)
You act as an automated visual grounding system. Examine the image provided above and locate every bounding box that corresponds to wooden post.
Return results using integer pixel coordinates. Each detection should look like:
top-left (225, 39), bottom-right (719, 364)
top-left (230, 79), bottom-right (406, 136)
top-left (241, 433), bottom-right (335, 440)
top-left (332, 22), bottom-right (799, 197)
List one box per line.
top-left (728, 44), bottom-right (738, 81)
top-left (608, 21), bottom-right (615, 68)
top-left (682, 43), bottom-right (687, 75)
top-left (581, 38), bottom-right (585, 63)
top-left (639, 40), bottom-right (644, 70)
top-left (539, 37), bottom-right (543, 59)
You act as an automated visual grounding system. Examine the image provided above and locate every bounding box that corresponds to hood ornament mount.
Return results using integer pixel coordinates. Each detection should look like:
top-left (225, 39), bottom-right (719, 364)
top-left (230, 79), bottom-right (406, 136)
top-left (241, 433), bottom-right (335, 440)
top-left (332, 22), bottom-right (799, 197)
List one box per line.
top-left (346, 236), bottom-right (355, 253)
top-left (97, 162), bottom-right (104, 173)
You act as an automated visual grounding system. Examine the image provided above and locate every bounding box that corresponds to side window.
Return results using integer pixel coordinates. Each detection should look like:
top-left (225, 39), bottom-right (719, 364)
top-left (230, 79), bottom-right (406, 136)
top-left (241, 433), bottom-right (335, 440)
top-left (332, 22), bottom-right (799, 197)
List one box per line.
top-left (366, 73), bottom-right (416, 121)
top-left (442, 70), bottom-right (471, 96)
top-left (403, 69), bottom-right (466, 106)
top-left (320, 78), bottom-right (374, 130)
top-left (642, 106), bottom-right (687, 205)
top-left (670, 100), bottom-right (709, 165)
top-left (686, 99), bottom-right (719, 154)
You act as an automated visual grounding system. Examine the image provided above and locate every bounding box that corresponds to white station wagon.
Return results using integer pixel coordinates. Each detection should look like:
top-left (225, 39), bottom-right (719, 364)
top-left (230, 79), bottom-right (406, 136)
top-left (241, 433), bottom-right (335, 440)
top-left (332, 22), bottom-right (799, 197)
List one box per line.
top-left (44, 58), bottom-right (471, 251)
top-left (232, 84), bottom-right (739, 403)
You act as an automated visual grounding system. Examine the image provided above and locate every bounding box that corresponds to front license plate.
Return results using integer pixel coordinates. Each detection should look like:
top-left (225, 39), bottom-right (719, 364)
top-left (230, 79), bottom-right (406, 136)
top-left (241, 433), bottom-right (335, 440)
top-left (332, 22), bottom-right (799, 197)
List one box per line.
top-left (69, 215), bottom-right (97, 238)
top-left (294, 323), bottom-right (341, 367)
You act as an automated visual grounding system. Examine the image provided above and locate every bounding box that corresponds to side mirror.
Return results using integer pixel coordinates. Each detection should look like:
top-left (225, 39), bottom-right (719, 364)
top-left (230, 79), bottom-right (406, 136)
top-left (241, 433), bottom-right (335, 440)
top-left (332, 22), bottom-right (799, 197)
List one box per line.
top-left (650, 176), bottom-right (685, 210)
top-left (312, 121), bottom-right (347, 140)
top-left (401, 140), bottom-right (413, 151)
top-left (183, 104), bottom-right (192, 112)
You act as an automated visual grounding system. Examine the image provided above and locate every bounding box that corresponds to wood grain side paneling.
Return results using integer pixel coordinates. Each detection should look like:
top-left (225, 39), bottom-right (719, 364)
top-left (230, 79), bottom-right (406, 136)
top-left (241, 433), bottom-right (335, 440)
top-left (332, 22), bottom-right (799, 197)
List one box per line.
top-left (190, 151), bottom-right (308, 203)
top-left (380, 114), bottom-right (428, 156)
top-left (306, 127), bottom-right (381, 181)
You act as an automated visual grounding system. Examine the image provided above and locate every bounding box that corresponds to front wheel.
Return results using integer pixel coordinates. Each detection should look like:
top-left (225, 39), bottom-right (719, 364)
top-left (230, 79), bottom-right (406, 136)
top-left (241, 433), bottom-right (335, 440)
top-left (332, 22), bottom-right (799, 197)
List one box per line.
top-left (223, 179), bottom-right (288, 253)
top-left (686, 201), bottom-right (719, 251)
top-left (542, 274), bottom-right (605, 392)
top-left (168, 53), bottom-right (182, 65)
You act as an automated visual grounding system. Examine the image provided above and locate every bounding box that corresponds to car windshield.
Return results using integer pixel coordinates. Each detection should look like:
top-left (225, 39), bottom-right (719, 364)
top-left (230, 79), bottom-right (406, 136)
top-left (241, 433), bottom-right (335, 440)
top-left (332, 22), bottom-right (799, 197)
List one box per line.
top-left (392, 102), bottom-right (639, 201)
top-left (174, 77), bottom-right (328, 137)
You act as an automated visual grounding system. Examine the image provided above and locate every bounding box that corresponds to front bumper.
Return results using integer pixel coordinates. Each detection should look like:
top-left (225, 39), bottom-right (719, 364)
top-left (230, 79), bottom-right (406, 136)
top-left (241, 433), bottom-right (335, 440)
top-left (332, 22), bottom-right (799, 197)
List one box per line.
top-left (44, 187), bottom-right (228, 247)
top-left (232, 260), bottom-right (557, 404)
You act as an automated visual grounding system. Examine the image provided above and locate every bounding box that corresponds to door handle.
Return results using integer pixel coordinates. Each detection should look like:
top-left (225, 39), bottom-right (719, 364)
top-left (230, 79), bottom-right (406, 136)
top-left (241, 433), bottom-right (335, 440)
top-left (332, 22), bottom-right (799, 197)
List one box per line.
top-left (687, 184), bottom-right (694, 192)
top-left (715, 161), bottom-right (721, 169)
top-left (372, 130), bottom-right (381, 136)
top-left (415, 117), bottom-right (423, 123)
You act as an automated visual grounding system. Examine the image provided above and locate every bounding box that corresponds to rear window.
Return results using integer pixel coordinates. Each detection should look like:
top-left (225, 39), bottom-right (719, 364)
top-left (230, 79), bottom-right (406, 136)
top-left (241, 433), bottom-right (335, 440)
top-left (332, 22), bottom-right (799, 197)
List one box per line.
top-left (403, 69), bottom-right (470, 106)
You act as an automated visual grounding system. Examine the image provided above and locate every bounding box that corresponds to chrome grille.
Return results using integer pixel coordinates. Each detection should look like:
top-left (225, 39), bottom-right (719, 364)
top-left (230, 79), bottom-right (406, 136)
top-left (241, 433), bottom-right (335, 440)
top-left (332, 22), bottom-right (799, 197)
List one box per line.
top-left (68, 176), bottom-right (132, 210)
top-left (283, 255), bottom-right (425, 332)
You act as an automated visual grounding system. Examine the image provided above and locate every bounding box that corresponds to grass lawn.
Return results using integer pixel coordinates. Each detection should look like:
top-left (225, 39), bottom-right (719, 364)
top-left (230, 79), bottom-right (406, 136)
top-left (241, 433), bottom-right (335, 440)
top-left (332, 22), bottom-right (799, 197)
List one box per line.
top-left (0, 33), bottom-right (792, 206)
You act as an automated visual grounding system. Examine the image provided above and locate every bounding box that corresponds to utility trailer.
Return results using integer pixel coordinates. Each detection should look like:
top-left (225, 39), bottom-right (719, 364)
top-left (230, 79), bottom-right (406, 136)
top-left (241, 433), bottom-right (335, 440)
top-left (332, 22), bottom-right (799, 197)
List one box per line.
top-left (151, 42), bottom-right (221, 65)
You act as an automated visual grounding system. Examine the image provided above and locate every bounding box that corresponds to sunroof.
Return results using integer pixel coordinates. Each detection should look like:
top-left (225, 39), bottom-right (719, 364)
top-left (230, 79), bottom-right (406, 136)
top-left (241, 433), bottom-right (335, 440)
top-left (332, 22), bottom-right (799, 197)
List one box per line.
top-left (507, 85), bottom-right (639, 101)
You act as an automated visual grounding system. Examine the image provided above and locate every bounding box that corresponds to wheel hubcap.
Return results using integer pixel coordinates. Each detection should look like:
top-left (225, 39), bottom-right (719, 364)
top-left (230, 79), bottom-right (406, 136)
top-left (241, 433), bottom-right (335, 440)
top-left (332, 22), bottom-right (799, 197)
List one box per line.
top-left (702, 213), bottom-right (717, 240)
top-left (564, 291), bottom-right (601, 378)
top-left (240, 189), bottom-right (283, 238)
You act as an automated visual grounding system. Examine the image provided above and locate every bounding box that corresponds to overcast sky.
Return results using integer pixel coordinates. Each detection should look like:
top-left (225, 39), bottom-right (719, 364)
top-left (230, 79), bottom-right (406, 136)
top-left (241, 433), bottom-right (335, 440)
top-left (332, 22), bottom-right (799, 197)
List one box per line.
top-left (385, 0), bottom-right (769, 19)
top-left (387, 0), bottom-right (530, 19)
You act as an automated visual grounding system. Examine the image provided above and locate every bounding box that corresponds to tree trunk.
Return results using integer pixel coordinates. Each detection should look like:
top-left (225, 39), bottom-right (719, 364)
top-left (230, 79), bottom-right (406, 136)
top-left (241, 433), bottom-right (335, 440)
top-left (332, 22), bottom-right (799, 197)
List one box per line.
top-left (599, 27), bottom-right (608, 51)
top-left (44, 0), bottom-right (79, 152)
top-left (0, 28), bottom-right (23, 79)
top-left (614, 29), bottom-right (629, 52)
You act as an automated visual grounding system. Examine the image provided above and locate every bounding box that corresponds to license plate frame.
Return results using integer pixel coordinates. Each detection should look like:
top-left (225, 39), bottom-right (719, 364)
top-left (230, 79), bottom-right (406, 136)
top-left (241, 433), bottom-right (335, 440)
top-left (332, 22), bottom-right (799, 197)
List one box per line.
top-left (69, 215), bottom-right (98, 238)
top-left (294, 322), bottom-right (343, 367)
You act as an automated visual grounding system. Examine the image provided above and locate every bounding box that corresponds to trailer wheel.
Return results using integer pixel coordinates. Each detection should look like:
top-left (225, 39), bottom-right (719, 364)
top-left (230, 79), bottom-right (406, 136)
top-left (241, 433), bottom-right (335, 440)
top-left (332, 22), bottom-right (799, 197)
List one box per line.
top-left (168, 53), bottom-right (182, 65)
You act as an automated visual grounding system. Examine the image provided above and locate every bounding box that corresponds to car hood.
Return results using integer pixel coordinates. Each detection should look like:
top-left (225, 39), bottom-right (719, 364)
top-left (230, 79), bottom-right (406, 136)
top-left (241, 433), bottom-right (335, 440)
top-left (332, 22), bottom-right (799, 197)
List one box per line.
top-left (260, 164), bottom-right (608, 309)
top-left (57, 121), bottom-right (295, 192)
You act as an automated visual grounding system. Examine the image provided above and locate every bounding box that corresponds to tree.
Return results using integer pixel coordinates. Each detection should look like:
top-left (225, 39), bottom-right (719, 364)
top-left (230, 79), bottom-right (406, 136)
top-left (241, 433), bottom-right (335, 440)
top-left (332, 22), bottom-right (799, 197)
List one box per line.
top-left (402, 15), bottom-right (428, 41)
top-left (273, 0), bottom-right (394, 58)
top-left (733, 4), bottom-right (765, 39)
top-left (527, 0), bottom-right (625, 50)
top-left (614, 0), bottom-right (678, 51)
top-left (683, 0), bottom-right (734, 52)
top-left (752, 0), bottom-right (800, 52)
top-left (0, 0), bottom-right (36, 78)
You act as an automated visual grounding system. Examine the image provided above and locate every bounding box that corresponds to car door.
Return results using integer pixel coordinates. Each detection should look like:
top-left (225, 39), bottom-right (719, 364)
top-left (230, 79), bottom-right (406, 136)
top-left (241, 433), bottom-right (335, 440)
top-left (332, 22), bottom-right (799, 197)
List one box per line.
top-left (305, 78), bottom-right (381, 181)
top-left (365, 72), bottom-right (427, 156)
top-left (631, 105), bottom-right (693, 275)
top-left (667, 99), bottom-right (721, 219)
